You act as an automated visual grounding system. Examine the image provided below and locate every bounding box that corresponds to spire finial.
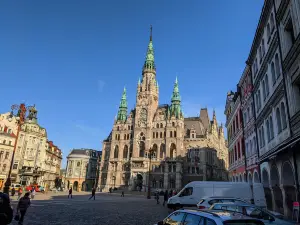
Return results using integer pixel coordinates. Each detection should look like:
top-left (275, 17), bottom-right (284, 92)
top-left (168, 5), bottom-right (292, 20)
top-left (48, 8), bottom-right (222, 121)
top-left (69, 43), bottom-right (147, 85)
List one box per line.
top-left (150, 25), bottom-right (153, 41)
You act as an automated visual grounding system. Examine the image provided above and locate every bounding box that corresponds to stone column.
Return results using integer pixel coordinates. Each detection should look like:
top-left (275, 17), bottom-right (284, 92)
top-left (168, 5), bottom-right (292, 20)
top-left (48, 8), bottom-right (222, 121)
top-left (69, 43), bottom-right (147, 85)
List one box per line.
top-left (176, 162), bottom-right (182, 190)
top-left (164, 162), bottom-right (169, 189)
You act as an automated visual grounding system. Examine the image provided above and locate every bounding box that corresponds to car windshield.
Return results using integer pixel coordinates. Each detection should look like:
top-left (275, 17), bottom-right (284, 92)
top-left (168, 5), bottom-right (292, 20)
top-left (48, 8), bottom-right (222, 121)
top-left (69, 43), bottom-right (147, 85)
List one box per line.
top-left (224, 220), bottom-right (264, 225)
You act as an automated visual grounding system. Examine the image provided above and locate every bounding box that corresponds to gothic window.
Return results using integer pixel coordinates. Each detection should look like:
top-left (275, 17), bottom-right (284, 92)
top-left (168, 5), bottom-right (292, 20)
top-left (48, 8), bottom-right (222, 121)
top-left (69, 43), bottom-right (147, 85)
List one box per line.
top-left (117, 126), bottom-right (120, 131)
top-left (160, 123), bottom-right (163, 128)
top-left (139, 141), bottom-right (145, 157)
top-left (153, 132), bottom-right (155, 138)
top-left (77, 162), bottom-right (81, 167)
top-left (156, 124), bottom-right (159, 128)
top-left (174, 131), bottom-right (177, 138)
top-left (128, 125), bottom-right (130, 130)
top-left (131, 125), bottom-right (133, 130)
top-left (114, 145), bottom-right (119, 158)
top-left (127, 134), bottom-right (129, 140)
top-left (156, 132), bottom-right (158, 138)
top-left (123, 145), bottom-right (128, 159)
top-left (160, 132), bottom-right (162, 138)
top-left (170, 131), bottom-right (173, 138)
top-left (269, 116), bottom-right (274, 140)
top-left (124, 134), bottom-right (126, 140)
top-left (172, 122), bottom-right (175, 127)
top-left (160, 144), bottom-right (165, 159)
top-left (164, 132), bottom-right (166, 138)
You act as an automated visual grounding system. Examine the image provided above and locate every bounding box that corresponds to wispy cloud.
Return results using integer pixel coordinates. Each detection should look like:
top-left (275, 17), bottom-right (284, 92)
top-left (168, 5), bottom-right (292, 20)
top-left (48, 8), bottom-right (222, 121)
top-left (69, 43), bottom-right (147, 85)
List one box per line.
top-left (97, 80), bottom-right (106, 92)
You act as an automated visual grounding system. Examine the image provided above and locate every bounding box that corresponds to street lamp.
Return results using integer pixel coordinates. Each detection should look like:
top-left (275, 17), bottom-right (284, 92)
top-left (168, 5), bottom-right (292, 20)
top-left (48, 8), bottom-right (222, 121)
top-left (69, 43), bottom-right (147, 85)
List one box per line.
top-left (3, 104), bottom-right (29, 194)
top-left (147, 147), bottom-right (154, 199)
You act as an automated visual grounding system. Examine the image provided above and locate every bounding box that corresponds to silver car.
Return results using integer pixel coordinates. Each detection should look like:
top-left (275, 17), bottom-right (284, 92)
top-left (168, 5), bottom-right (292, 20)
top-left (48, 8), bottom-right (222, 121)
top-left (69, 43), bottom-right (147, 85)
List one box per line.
top-left (209, 202), bottom-right (294, 225)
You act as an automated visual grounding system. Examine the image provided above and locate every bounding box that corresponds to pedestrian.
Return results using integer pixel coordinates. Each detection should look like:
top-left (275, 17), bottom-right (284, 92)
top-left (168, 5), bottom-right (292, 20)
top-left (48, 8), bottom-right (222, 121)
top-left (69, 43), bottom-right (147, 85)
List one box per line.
top-left (121, 191), bottom-right (124, 197)
top-left (109, 187), bottom-right (112, 193)
top-left (31, 188), bottom-right (36, 200)
top-left (16, 192), bottom-right (31, 225)
top-left (0, 192), bottom-right (13, 225)
top-left (17, 188), bottom-right (23, 200)
top-left (11, 187), bottom-right (16, 197)
top-left (88, 187), bottom-right (96, 200)
top-left (163, 190), bottom-right (168, 206)
top-left (155, 191), bottom-right (160, 204)
top-left (68, 187), bottom-right (72, 199)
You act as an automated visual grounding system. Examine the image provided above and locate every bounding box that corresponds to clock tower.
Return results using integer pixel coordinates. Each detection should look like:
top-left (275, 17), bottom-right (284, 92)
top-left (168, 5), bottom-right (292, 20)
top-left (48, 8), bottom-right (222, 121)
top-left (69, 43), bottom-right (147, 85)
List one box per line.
top-left (134, 26), bottom-right (159, 156)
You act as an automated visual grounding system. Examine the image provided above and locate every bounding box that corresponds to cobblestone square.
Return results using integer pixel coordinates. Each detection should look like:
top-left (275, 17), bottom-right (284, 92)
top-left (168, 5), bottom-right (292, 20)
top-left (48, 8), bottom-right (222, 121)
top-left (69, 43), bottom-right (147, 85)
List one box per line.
top-left (9, 192), bottom-right (170, 225)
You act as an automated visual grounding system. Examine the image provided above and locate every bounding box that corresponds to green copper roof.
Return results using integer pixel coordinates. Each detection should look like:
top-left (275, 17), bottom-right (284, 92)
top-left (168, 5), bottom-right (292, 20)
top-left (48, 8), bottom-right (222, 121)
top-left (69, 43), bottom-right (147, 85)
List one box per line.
top-left (117, 87), bottom-right (128, 122)
top-left (143, 26), bottom-right (155, 71)
top-left (169, 77), bottom-right (183, 119)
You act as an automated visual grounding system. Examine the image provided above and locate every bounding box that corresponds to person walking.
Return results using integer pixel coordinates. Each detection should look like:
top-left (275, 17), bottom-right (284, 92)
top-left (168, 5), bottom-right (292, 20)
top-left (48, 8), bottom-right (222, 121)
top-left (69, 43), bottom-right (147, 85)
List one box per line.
top-left (68, 187), bottom-right (72, 199)
top-left (31, 188), bottom-right (36, 200)
top-left (17, 188), bottom-right (23, 200)
top-left (163, 190), bottom-right (168, 206)
top-left (88, 187), bottom-right (96, 200)
top-left (121, 191), bottom-right (124, 197)
top-left (155, 191), bottom-right (160, 204)
top-left (11, 187), bottom-right (16, 197)
top-left (16, 192), bottom-right (31, 225)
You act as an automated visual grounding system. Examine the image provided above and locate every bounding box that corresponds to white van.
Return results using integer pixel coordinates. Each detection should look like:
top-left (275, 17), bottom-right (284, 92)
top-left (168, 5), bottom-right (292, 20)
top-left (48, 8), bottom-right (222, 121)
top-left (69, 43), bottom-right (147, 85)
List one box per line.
top-left (167, 181), bottom-right (266, 209)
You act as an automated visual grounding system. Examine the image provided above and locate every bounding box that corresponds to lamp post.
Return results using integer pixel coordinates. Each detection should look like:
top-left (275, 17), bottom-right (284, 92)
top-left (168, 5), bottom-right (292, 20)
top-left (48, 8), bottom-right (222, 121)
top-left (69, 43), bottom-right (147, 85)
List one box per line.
top-left (3, 104), bottom-right (28, 194)
top-left (147, 147), bottom-right (153, 199)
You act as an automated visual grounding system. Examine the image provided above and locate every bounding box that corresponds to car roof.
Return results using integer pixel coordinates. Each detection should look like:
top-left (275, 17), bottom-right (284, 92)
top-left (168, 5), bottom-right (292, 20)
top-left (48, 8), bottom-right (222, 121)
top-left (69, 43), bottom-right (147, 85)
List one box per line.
top-left (202, 196), bottom-right (246, 200)
top-left (177, 209), bottom-right (259, 221)
top-left (212, 202), bottom-right (254, 207)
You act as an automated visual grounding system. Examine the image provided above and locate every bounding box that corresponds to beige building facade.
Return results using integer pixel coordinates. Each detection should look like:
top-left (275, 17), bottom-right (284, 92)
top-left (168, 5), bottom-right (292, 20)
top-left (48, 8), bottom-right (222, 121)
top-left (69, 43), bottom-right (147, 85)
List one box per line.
top-left (99, 29), bottom-right (228, 192)
top-left (65, 149), bottom-right (101, 192)
top-left (0, 106), bottom-right (62, 188)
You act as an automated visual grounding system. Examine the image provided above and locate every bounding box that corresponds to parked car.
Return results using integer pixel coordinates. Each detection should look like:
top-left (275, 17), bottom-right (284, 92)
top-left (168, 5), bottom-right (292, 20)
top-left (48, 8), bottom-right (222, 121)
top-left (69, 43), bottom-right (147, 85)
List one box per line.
top-left (196, 197), bottom-right (249, 210)
top-left (208, 202), bottom-right (294, 225)
top-left (9, 183), bottom-right (22, 191)
top-left (155, 209), bottom-right (265, 225)
top-left (167, 181), bottom-right (266, 210)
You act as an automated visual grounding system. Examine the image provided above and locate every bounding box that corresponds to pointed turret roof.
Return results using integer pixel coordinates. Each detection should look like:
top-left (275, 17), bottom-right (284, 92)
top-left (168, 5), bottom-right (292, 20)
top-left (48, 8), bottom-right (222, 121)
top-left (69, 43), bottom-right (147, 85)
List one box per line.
top-left (116, 87), bottom-right (128, 122)
top-left (143, 25), bottom-right (155, 71)
top-left (169, 77), bottom-right (183, 119)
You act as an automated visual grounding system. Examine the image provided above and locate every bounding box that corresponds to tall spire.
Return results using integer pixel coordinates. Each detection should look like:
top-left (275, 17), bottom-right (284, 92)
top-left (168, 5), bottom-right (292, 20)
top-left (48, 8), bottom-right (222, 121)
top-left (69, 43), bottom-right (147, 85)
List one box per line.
top-left (116, 87), bottom-right (128, 122)
top-left (169, 77), bottom-right (183, 119)
top-left (143, 25), bottom-right (155, 71)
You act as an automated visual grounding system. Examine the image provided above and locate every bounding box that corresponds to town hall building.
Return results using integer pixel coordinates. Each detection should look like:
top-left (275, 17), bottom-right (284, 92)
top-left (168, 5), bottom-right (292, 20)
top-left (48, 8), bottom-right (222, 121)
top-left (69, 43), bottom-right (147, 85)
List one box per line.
top-left (99, 27), bottom-right (228, 192)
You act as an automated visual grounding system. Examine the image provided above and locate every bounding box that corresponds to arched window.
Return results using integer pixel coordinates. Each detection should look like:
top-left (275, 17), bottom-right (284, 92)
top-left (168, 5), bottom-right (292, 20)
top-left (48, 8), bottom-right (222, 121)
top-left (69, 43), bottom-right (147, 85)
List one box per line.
top-left (115, 134), bottom-right (117, 140)
top-left (170, 131), bottom-right (173, 138)
top-left (266, 119), bottom-right (270, 142)
top-left (123, 145), bottom-right (128, 159)
top-left (164, 131), bottom-right (166, 138)
top-left (124, 134), bottom-right (126, 140)
top-left (160, 132), bottom-right (162, 138)
top-left (160, 144), bottom-right (165, 159)
top-left (170, 143), bottom-right (176, 159)
top-left (152, 144), bottom-right (158, 159)
top-left (127, 134), bottom-right (129, 140)
top-left (253, 137), bottom-right (257, 155)
top-left (156, 132), bottom-right (158, 138)
top-left (174, 131), bottom-right (177, 138)
top-left (267, 23), bottom-right (271, 37)
top-left (265, 74), bottom-right (269, 96)
top-left (262, 126), bottom-right (265, 146)
top-left (160, 123), bottom-right (163, 128)
top-left (269, 116), bottom-right (274, 139)
top-left (153, 132), bottom-right (155, 138)
top-left (172, 122), bottom-right (175, 127)
top-left (156, 123), bottom-right (159, 128)
top-left (7, 129), bottom-right (11, 134)
top-left (276, 108), bottom-right (282, 134)
top-left (275, 54), bottom-right (280, 78)
top-left (270, 13), bottom-right (275, 29)
top-left (262, 80), bottom-right (266, 99)
top-left (271, 62), bottom-right (276, 85)
top-left (281, 102), bottom-right (287, 129)
top-left (114, 146), bottom-right (119, 158)
top-left (77, 162), bottom-right (81, 167)
top-left (117, 126), bottom-right (120, 131)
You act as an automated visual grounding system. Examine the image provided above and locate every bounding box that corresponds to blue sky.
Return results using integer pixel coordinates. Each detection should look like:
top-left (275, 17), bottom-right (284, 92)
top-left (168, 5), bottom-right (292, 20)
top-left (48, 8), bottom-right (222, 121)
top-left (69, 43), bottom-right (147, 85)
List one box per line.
top-left (0, 1), bottom-right (263, 167)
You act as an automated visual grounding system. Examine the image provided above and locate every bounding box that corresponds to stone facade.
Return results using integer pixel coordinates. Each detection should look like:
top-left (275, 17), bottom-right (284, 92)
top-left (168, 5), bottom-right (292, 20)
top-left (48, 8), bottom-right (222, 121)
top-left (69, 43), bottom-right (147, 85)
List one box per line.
top-left (65, 149), bottom-right (101, 192)
top-left (0, 106), bottom-right (62, 189)
top-left (99, 28), bottom-right (228, 192)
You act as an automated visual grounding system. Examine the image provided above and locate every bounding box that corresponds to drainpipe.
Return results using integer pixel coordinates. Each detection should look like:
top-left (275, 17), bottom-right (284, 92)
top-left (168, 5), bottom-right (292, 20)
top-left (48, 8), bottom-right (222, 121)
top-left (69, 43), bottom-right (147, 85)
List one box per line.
top-left (272, 0), bottom-right (300, 199)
